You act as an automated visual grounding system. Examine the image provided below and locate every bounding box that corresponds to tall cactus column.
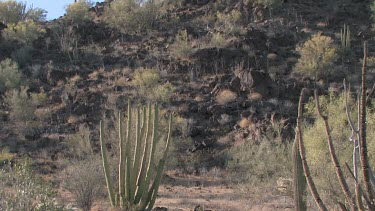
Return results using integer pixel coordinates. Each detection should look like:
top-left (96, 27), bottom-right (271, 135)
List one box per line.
top-left (99, 101), bottom-right (173, 210)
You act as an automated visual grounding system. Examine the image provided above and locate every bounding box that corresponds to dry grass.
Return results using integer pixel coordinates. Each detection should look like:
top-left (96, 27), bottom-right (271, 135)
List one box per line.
top-left (216, 89), bottom-right (237, 105)
top-left (247, 92), bottom-right (263, 101)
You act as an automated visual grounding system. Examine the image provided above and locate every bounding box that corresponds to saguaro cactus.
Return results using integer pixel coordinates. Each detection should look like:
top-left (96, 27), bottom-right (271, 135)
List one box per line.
top-left (99, 102), bottom-right (172, 210)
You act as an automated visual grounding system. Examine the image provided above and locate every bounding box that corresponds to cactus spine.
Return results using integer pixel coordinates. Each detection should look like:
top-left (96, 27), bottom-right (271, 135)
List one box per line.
top-left (292, 134), bottom-right (306, 211)
top-left (100, 101), bottom-right (172, 210)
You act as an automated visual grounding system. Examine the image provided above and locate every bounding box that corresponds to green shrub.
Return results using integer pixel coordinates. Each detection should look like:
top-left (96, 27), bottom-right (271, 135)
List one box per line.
top-left (216, 10), bottom-right (243, 35)
top-left (303, 92), bottom-right (375, 205)
top-left (0, 160), bottom-right (62, 210)
top-left (0, 0), bottom-right (46, 25)
top-left (5, 86), bottom-right (41, 139)
top-left (171, 29), bottom-right (193, 60)
top-left (11, 45), bottom-right (33, 67)
top-left (132, 68), bottom-right (174, 102)
top-left (226, 140), bottom-right (292, 187)
top-left (104, 0), bottom-right (160, 34)
top-left (209, 32), bottom-right (226, 48)
top-left (0, 59), bottom-right (21, 92)
top-left (294, 33), bottom-right (337, 80)
top-left (133, 68), bottom-right (160, 88)
top-left (65, 0), bottom-right (93, 24)
top-left (3, 20), bottom-right (46, 44)
top-left (65, 124), bottom-right (94, 160)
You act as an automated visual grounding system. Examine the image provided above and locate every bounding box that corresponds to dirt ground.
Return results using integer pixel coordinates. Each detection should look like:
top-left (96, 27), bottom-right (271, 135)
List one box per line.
top-left (57, 172), bottom-right (294, 211)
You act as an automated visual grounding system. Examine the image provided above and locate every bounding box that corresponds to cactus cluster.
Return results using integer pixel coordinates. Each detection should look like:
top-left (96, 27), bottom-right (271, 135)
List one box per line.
top-left (341, 24), bottom-right (351, 50)
top-left (99, 102), bottom-right (172, 210)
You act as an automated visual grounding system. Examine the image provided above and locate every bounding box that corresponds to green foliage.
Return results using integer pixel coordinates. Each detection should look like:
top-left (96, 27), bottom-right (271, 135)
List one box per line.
top-left (209, 32), bottom-right (226, 48)
top-left (5, 86), bottom-right (42, 139)
top-left (65, 0), bottom-right (93, 24)
top-left (303, 93), bottom-right (375, 204)
top-left (0, 58), bottom-right (21, 92)
top-left (66, 124), bottom-right (94, 160)
top-left (0, 0), bottom-right (46, 25)
top-left (104, 0), bottom-right (160, 34)
top-left (216, 10), bottom-right (243, 35)
top-left (256, 0), bottom-right (282, 9)
top-left (100, 103), bottom-right (172, 210)
top-left (294, 33), bottom-right (337, 80)
top-left (5, 86), bottom-right (35, 122)
top-left (132, 68), bottom-right (174, 102)
top-left (133, 68), bottom-right (160, 89)
top-left (171, 29), bottom-right (193, 60)
top-left (0, 160), bottom-right (63, 210)
top-left (226, 140), bottom-right (292, 187)
top-left (3, 20), bottom-right (46, 44)
top-left (11, 45), bottom-right (33, 67)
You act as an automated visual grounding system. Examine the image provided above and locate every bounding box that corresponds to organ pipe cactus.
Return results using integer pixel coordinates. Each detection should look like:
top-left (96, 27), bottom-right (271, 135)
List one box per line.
top-left (341, 24), bottom-right (351, 50)
top-left (100, 101), bottom-right (172, 210)
top-left (292, 132), bottom-right (306, 211)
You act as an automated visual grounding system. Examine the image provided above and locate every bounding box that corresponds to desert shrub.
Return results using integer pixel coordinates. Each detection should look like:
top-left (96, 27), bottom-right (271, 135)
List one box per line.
top-left (65, 0), bottom-right (93, 24)
top-left (171, 29), bottom-right (193, 60)
top-left (0, 160), bottom-right (61, 210)
top-left (226, 140), bottom-right (292, 187)
top-left (3, 20), bottom-right (46, 44)
top-left (63, 159), bottom-right (104, 211)
top-left (0, 58), bottom-right (21, 92)
top-left (294, 33), bottom-right (337, 80)
top-left (11, 45), bottom-right (33, 67)
top-left (133, 68), bottom-right (160, 88)
top-left (65, 124), bottom-right (93, 160)
top-left (51, 24), bottom-right (79, 57)
top-left (256, 0), bottom-right (282, 9)
top-left (216, 89), bottom-right (237, 105)
top-left (0, 0), bottom-right (46, 25)
top-left (5, 86), bottom-right (41, 139)
top-left (31, 88), bottom-right (48, 106)
top-left (209, 32), bottom-right (226, 48)
top-left (132, 68), bottom-right (174, 102)
top-left (104, 0), bottom-right (160, 34)
top-left (303, 92), bottom-right (375, 205)
top-left (216, 10), bottom-right (243, 35)
top-left (151, 81), bottom-right (175, 102)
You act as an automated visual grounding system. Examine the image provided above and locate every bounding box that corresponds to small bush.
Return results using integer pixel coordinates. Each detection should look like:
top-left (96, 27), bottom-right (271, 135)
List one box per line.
top-left (104, 0), bottom-right (160, 34)
top-left (171, 29), bottom-right (193, 60)
top-left (63, 159), bottom-right (104, 211)
top-left (0, 0), bottom-right (46, 25)
top-left (11, 45), bottom-right (33, 67)
top-left (0, 59), bottom-right (21, 92)
top-left (65, 0), bottom-right (93, 24)
top-left (3, 20), bottom-right (46, 44)
top-left (65, 124), bottom-right (93, 160)
top-left (226, 140), bottom-right (292, 187)
top-left (133, 68), bottom-right (160, 88)
top-left (294, 33), bottom-right (337, 80)
top-left (132, 68), bottom-right (174, 102)
top-left (0, 160), bottom-right (61, 210)
top-left (216, 89), bottom-right (237, 105)
top-left (5, 86), bottom-right (41, 139)
top-left (216, 10), bottom-right (243, 35)
top-left (209, 32), bottom-right (226, 48)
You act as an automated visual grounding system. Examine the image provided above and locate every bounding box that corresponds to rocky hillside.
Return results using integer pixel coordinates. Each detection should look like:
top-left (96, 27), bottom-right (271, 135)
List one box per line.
top-left (0, 0), bottom-right (374, 209)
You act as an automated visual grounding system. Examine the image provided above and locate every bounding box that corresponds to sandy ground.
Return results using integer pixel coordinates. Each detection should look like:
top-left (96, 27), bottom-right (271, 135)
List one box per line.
top-left (57, 173), bottom-right (295, 211)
